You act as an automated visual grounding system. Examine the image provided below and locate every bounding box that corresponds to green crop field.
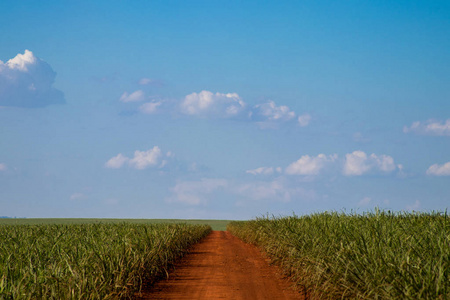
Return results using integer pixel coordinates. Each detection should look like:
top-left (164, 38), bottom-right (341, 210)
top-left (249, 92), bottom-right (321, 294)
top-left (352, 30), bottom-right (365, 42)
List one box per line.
top-left (0, 222), bottom-right (211, 299)
top-left (0, 218), bottom-right (230, 231)
top-left (228, 211), bottom-right (449, 300)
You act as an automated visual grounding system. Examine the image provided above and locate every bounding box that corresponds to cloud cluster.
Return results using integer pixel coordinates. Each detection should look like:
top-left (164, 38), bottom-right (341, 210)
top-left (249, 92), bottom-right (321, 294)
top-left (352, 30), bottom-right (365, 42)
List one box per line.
top-left (426, 162), bottom-right (450, 176)
top-left (249, 151), bottom-right (399, 177)
top-left (0, 163), bottom-right (7, 171)
top-left (404, 119), bottom-right (450, 136)
top-left (105, 146), bottom-right (169, 170)
top-left (0, 50), bottom-right (64, 107)
top-left (119, 88), bottom-right (311, 127)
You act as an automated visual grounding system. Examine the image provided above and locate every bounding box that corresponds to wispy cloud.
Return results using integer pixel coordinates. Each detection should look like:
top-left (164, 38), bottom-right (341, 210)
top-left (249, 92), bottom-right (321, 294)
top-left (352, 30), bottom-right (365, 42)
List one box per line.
top-left (404, 119), bottom-right (450, 136)
top-left (0, 50), bottom-right (65, 107)
top-left (70, 193), bottom-right (86, 201)
top-left (0, 163), bottom-right (7, 171)
top-left (246, 167), bottom-right (281, 175)
top-left (167, 178), bottom-right (228, 205)
top-left (138, 78), bottom-right (164, 87)
top-left (297, 113), bottom-right (312, 127)
top-left (235, 178), bottom-right (316, 202)
top-left (119, 90), bottom-right (146, 102)
top-left (426, 162), bottom-right (450, 176)
top-left (139, 101), bottom-right (162, 114)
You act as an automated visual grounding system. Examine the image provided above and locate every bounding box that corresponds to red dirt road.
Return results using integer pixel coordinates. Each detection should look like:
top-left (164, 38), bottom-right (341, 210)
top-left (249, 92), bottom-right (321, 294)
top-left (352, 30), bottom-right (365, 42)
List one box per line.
top-left (137, 231), bottom-right (303, 300)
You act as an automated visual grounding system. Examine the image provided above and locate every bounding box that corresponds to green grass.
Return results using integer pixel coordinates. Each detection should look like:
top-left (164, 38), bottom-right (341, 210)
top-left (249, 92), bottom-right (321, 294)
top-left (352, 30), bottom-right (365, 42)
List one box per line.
top-left (228, 211), bottom-right (449, 300)
top-left (0, 218), bottom-right (230, 231)
top-left (0, 222), bottom-right (211, 299)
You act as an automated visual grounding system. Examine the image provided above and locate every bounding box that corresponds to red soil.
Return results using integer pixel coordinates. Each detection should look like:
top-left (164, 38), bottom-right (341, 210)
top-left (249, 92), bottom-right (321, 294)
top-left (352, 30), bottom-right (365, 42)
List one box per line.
top-left (137, 231), bottom-right (303, 300)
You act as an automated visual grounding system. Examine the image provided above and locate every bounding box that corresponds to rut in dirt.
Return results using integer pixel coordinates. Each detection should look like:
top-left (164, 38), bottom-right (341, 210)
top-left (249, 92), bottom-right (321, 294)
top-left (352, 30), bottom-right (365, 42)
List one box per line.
top-left (137, 231), bottom-right (303, 300)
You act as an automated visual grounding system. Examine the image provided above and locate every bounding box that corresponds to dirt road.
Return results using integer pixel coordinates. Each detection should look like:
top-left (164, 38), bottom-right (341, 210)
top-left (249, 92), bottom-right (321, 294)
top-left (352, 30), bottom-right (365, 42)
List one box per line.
top-left (137, 231), bottom-right (303, 300)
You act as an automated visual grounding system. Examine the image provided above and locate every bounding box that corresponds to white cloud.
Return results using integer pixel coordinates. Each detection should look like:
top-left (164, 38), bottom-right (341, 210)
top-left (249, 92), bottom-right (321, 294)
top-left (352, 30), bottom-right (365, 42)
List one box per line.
top-left (105, 153), bottom-right (129, 169)
top-left (246, 167), bottom-right (275, 175)
top-left (0, 50), bottom-right (65, 107)
top-left (285, 154), bottom-right (337, 175)
top-left (129, 147), bottom-right (162, 170)
top-left (105, 146), bottom-right (164, 170)
top-left (343, 151), bottom-right (370, 176)
top-left (404, 119), bottom-right (450, 136)
top-left (370, 154), bottom-right (396, 172)
top-left (297, 113), bottom-right (311, 127)
top-left (406, 200), bottom-right (420, 211)
top-left (168, 178), bottom-right (228, 205)
top-left (180, 90), bottom-right (246, 118)
top-left (426, 162), bottom-right (450, 176)
top-left (139, 101), bottom-right (162, 114)
top-left (343, 151), bottom-right (398, 176)
top-left (253, 100), bottom-right (296, 122)
top-left (120, 90), bottom-right (145, 102)
top-left (0, 163), bottom-right (7, 171)
top-left (358, 197), bottom-right (371, 206)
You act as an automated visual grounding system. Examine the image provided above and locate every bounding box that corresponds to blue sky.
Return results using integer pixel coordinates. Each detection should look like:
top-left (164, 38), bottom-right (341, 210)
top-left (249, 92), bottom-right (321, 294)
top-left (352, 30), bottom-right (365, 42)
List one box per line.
top-left (0, 0), bottom-right (449, 219)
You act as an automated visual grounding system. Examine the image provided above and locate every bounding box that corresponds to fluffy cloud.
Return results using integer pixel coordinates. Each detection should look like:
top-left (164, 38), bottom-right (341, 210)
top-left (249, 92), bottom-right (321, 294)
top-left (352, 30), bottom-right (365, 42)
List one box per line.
top-left (246, 167), bottom-right (281, 175)
top-left (120, 90), bottom-right (145, 102)
top-left (129, 147), bottom-right (162, 169)
top-left (297, 113), bottom-right (311, 127)
top-left (168, 178), bottom-right (228, 205)
top-left (0, 163), bottom-right (7, 171)
top-left (426, 162), bottom-right (450, 176)
top-left (139, 101), bottom-right (162, 114)
top-left (180, 90), bottom-right (246, 118)
top-left (253, 100), bottom-right (296, 122)
top-left (343, 151), bottom-right (397, 176)
top-left (403, 119), bottom-right (450, 136)
top-left (105, 153), bottom-right (129, 169)
top-left (0, 50), bottom-right (65, 107)
top-left (105, 146), bottom-right (167, 170)
top-left (285, 154), bottom-right (337, 175)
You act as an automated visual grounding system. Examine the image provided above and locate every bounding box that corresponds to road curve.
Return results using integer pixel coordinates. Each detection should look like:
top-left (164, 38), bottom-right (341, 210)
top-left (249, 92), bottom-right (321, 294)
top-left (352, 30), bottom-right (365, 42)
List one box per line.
top-left (137, 231), bottom-right (303, 300)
